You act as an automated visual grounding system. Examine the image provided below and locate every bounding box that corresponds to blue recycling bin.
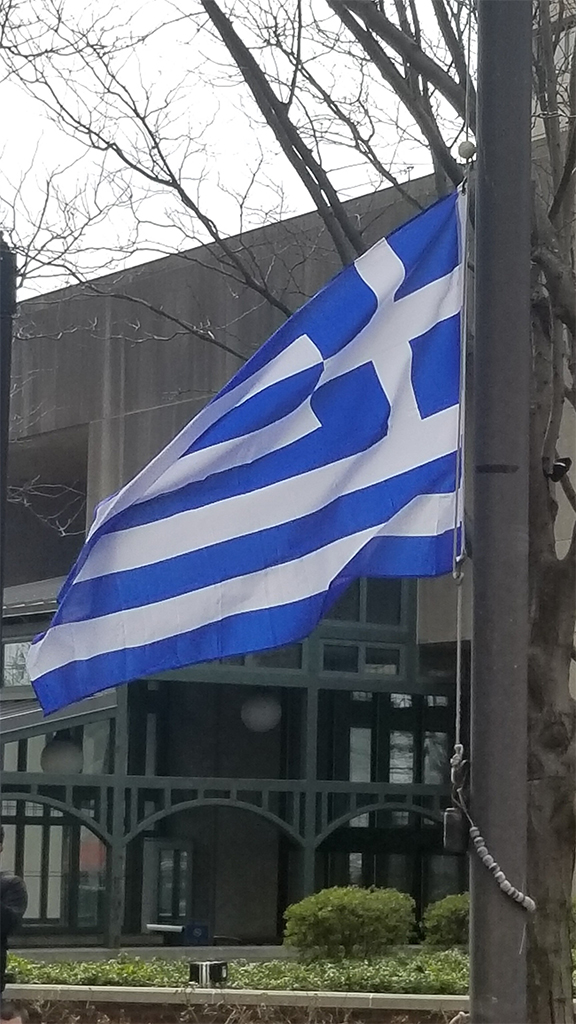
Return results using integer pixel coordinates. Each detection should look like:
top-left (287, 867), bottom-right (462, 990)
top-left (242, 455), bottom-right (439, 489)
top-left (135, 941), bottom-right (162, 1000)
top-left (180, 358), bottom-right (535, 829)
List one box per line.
top-left (182, 922), bottom-right (210, 945)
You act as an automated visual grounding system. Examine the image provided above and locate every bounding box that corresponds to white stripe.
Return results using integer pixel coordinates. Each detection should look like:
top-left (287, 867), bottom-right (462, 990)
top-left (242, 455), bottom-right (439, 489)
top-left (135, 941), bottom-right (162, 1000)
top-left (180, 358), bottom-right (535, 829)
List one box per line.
top-left (29, 493), bottom-right (453, 679)
top-left (379, 490), bottom-right (457, 538)
top-left (89, 333), bottom-right (324, 538)
top-left (132, 266), bottom-right (461, 509)
top-left (354, 234), bottom-right (405, 302)
top-left (141, 393), bottom-right (321, 501)
top-left (76, 405), bottom-right (457, 583)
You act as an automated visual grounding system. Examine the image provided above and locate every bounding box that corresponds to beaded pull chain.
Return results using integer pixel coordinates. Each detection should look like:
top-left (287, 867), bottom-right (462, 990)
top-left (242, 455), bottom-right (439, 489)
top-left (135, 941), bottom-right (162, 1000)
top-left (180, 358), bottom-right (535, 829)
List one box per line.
top-left (450, 745), bottom-right (536, 914)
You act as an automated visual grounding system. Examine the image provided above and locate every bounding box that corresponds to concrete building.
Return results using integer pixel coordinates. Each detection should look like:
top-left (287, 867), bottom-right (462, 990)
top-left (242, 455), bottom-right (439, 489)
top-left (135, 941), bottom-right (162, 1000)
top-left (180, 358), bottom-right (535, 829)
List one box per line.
top-left (0, 176), bottom-right (471, 946)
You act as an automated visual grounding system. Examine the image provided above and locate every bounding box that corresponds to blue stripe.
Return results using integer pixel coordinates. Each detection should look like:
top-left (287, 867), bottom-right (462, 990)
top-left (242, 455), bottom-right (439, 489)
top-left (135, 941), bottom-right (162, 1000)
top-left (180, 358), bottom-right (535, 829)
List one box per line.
top-left (53, 452), bottom-right (456, 627)
top-left (216, 262), bottom-right (378, 399)
top-left (32, 530), bottom-right (453, 714)
top-left (89, 361), bottom-right (392, 538)
top-left (189, 363), bottom-right (323, 453)
top-left (409, 313), bottom-right (461, 419)
top-left (388, 193), bottom-right (459, 300)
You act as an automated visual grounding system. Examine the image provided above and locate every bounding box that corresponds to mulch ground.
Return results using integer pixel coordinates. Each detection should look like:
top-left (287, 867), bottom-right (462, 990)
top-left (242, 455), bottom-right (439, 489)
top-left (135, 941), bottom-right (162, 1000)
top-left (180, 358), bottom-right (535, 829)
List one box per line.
top-left (7, 1003), bottom-right (457, 1024)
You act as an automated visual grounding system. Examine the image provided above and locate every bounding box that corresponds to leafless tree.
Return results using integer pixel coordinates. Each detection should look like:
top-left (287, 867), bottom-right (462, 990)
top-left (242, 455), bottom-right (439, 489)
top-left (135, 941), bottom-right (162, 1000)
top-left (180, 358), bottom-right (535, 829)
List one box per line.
top-left (1, 1), bottom-right (576, 1019)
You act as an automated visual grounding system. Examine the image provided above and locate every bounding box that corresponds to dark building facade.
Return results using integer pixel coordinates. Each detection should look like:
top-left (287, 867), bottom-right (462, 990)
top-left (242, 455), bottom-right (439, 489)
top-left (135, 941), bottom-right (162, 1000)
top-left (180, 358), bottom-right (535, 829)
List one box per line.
top-left (0, 177), bottom-right (469, 945)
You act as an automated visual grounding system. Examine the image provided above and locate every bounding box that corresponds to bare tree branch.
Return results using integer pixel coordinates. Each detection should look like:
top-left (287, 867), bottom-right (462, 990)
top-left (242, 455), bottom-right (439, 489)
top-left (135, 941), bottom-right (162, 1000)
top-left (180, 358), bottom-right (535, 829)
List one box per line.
top-left (432, 0), bottom-right (476, 101)
top-left (200, 0), bottom-right (365, 263)
top-left (335, 0), bottom-right (474, 132)
top-left (326, 0), bottom-right (464, 187)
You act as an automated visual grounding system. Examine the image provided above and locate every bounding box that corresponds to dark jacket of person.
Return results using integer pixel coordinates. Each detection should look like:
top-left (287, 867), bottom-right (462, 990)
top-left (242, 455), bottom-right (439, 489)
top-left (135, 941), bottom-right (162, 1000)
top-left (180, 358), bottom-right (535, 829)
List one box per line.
top-left (0, 873), bottom-right (28, 993)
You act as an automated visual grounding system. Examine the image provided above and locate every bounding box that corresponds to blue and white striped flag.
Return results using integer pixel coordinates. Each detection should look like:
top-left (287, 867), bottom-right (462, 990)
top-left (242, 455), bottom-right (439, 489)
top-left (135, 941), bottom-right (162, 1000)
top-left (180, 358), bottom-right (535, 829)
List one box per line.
top-left (29, 192), bottom-right (465, 713)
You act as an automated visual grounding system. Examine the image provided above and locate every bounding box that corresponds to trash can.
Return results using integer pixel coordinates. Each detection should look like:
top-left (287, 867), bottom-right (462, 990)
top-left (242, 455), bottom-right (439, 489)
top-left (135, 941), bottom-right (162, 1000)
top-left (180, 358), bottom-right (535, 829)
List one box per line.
top-left (182, 922), bottom-right (210, 945)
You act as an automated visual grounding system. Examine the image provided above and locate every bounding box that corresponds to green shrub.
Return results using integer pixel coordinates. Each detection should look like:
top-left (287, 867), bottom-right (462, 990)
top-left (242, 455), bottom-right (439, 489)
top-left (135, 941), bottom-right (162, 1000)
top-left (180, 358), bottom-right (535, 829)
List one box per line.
top-left (423, 892), bottom-right (469, 947)
top-left (8, 953), bottom-right (187, 988)
top-left (283, 886), bottom-right (416, 959)
top-left (231, 949), bottom-right (470, 994)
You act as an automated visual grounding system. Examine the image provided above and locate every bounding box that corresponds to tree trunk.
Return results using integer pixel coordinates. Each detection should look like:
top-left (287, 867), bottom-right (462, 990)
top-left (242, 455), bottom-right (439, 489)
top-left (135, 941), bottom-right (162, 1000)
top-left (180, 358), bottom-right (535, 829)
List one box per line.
top-left (527, 552), bottom-right (576, 1023)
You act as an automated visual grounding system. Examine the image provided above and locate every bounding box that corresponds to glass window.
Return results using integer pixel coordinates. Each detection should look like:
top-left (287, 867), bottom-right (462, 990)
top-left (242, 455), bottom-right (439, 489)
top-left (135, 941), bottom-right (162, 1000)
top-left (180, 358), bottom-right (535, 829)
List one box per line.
top-left (426, 854), bottom-right (462, 903)
top-left (389, 731), bottom-right (414, 783)
top-left (78, 796), bottom-right (97, 814)
top-left (23, 824), bottom-right (43, 918)
top-left (326, 580), bottom-right (360, 621)
top-left (390, 693), bottom-right (412, 708)
top-left (365, 647), bottom-right (400, 675)
top-left (178, 850), bottom-right (190, 918)
top-left (24, 802), bottom-right (44, 817)
top-left (391, 810), bottom-right (410, 826)
top-left (1, 742), bottom-right (18, 771)
top-left (83, 720), bottom-right (113, 774)
top-left (323, 644), bottom-right (359, 673)
top-left (420, 644), bottom-right (456, 680)
top-left (77, 827), bottom-right (106, 928)
top-left (366, 579), bottom-right (402, 625)
top-left (157, 846), bottom-right (189, 921)
top-left (46, 828), bottom-right (63, 919)
top-left (426, 694), bottom-right (449, 707)
top-left (383, 853), bottom-right (411, 893)
top-left (349, 727), bottom-right (372, 782)
top-left (349, 727), bottom-right (371, 827)
top-left (3, 642), bottom-right (31, 687)
top-left (252, 644), bottom-right (302, 669)
top-left (0, 823), bottom-right (16, 872)
top-left (423, 731), bottom-right (449, 785)
top-left (348, 852), bottom-right (363, 885)
top-left (25, 735), bottom-right (45, 773)
top-left (352, 691), bottom-right (373, 702)
top-left (158, 849), bottom-right (174, 920)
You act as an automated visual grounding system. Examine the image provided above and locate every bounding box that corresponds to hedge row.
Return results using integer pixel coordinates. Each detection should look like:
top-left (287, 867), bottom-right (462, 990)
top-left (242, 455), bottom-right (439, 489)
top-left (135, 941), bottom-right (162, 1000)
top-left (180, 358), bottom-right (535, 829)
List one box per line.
top-left (9, 951), bottom-right (470, 994)
top-left (8, 951), bottom-right (576, 995)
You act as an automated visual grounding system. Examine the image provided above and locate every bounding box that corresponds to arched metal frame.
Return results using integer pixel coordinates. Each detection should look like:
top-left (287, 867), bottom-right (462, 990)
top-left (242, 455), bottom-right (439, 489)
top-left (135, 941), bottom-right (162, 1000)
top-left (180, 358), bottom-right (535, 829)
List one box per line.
top-left (315, 800), bottom-right (444, 847)
top-left (0, 790), bottom-right (111, 845)
top-left (124, 797), bottom-right (305, 847)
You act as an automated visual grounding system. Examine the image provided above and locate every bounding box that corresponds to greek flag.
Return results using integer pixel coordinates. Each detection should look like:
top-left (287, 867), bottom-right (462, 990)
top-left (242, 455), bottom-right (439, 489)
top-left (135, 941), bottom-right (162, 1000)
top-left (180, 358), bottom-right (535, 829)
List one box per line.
top-left (29, 192), bottom-right (465, 714)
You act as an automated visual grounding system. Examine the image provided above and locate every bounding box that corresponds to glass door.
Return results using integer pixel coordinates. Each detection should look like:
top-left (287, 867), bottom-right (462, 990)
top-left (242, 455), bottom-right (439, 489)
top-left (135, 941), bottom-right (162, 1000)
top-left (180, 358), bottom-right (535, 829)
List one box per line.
top-left (142, 840), bottom-right (193, 925)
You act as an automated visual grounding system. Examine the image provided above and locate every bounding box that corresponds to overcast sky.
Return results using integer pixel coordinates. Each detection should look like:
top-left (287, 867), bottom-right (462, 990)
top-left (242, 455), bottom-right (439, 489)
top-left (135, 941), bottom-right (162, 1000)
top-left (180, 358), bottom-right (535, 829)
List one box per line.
top-left (0, 1), bottom-right (445, 298)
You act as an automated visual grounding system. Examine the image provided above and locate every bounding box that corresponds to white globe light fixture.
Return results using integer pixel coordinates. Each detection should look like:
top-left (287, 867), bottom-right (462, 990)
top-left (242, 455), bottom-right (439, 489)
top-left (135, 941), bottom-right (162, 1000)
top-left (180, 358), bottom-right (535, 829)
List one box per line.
top-left (240, 695), bottom-right (282, 733)
top-left (40, 734), bottom-right (84, 774)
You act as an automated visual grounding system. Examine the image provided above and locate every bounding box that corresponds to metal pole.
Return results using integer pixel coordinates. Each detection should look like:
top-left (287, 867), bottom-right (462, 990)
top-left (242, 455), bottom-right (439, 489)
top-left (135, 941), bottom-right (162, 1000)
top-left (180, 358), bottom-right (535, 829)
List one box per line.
top-left (302, 684), bottom-right (318, 896)
top-left (106, 686), bottom-right (128, 948)
top-left (470, 2), bottom-right (532, 1022)
top-left (0, 238), bottom-right (16, 677)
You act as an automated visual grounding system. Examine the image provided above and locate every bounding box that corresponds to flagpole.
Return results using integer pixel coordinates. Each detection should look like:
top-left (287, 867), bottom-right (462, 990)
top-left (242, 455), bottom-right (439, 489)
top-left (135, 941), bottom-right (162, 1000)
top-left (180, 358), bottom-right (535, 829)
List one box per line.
top-left (0, 238), bottom-right (16, 682)
top-left (470, 2), bottom-right (532, 1022)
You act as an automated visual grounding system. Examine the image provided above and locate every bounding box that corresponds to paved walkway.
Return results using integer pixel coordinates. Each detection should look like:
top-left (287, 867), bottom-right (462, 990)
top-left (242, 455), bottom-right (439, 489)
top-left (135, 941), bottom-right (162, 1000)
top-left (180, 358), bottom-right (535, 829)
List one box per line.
top-left (11, 944), bottom-right (291, 962)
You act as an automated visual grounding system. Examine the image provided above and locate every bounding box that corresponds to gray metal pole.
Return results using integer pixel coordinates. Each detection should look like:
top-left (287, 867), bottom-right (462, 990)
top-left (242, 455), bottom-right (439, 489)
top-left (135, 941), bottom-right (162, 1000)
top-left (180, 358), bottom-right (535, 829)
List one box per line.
top-left (0, 239), bottom-right (16, 677)
top-left (106, 686), bottom-right (128, 948)
top-left (470, 2), bottom-right (533, 1022)
top-left (302, 684), bottom-right (318, 896)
